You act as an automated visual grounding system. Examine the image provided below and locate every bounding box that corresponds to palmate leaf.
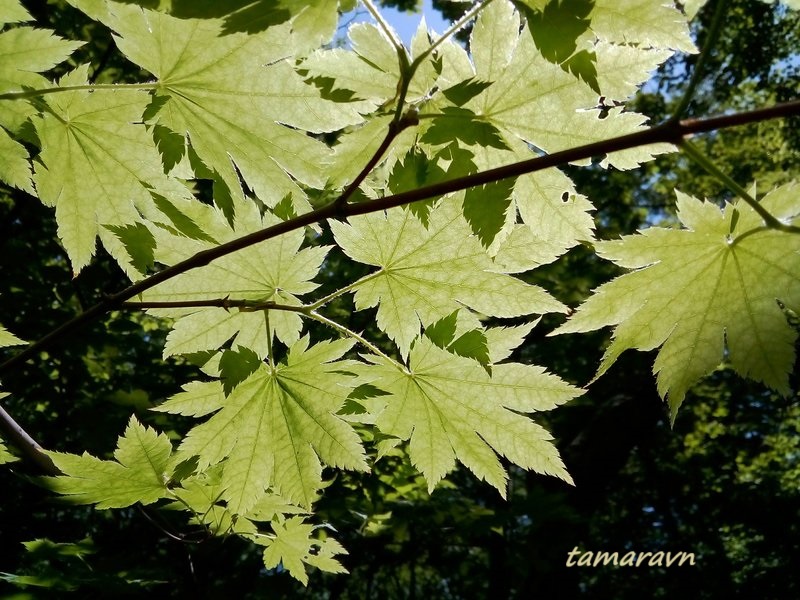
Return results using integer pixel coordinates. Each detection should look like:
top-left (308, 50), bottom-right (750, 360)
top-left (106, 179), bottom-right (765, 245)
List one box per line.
top-left (554, 183), bottom-right (800, 418)
top-left (152, 381), bottom-right (226, 418)
top-left (177, 338), bottom-right (367, 512)
top-left (465, 0), bottom-right (678, 170)
top-left (258, 517), bottom-right (348, 586)
top-left (31, 65), bottom-right (182, 273)
top-left (46, 416), bottom-right (172, 509)
top-left (0, 17), bottom-right (82, 112)
top-left (363, 337), bottom-right (577, 494)
top-left (0, 440), bottom-right (17, 465)
top-left (0, 10), bottom-right (82, 192)
top-left (72, 0), bottom-right (364, 209)
top-left (144, 200), bottom-right (329, 358)
top-left (330, 199), bottom-right (566, 357)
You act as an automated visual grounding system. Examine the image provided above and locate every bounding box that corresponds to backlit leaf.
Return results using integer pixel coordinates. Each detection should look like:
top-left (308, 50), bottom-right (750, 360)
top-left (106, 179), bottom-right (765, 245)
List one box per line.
top-left (331, 199), bottom-right (566, 357)
top-left (364, 338), bottom-right (576, 494)
top-left (177, 338), bottom-right (367, 512)
top-left (46, 416), bottom-right (172, 509)
top-left (554, 184), bottom-right (800, 418)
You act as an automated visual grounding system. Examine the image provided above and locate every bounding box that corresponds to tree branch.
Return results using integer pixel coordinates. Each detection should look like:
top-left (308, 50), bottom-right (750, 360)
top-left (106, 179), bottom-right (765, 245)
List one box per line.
top-left (1, 98), bottom-right (799, 472)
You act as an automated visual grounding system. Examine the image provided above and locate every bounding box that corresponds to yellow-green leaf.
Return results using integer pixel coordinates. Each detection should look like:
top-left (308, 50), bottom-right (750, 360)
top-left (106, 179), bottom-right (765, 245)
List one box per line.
top-left (177, 338), bottom-right (367, 512)
top-left (46, 416), bottom-right (172, 509)
top-left (554, 184), bottom-right (800, 418)
top-left (365, 338), bottom-right (575, 495)
top-left (331, 199), bottom-right (566, 358)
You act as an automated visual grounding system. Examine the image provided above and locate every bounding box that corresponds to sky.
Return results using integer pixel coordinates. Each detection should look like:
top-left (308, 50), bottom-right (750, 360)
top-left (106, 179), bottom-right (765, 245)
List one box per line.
top-left (347, 0), bottom-right (454, 46)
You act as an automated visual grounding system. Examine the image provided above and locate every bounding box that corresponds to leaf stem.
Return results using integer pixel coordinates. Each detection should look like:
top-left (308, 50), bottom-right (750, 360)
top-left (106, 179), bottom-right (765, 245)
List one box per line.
top-left (120, 298), bottom-right (309, 313)
top-left (0, 82), bottom-right (159, 101)
top-left (672, 0), bottom-right (728, 120)
top-left (412, 0), bottom-right (495, 67)
top-left (308, 271), bottom-right (382, 310)
top-left (729, 226), bottom-right (770, 247)
top-left (265, 312), bottom-right (275, 369)
top-left (360, 0), bottom-right (405, 55)
top-left (307, 310), bottom-right (407, 373)
top-left (680, 139), bottom-right (800, 233)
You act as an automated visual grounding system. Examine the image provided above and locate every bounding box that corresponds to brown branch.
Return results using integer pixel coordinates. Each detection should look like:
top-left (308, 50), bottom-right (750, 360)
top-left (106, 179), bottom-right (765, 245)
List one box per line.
top-left (1, 98), bottom-right (799, 473)
top-left (120, 299), bottom-right (308, 313)
top-left (0, 404), bottom-right (58, 475)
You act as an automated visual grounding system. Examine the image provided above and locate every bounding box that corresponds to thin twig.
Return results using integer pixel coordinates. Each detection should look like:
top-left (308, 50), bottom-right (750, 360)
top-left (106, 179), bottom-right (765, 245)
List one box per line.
top-left (672, 0), bottom-right (728, 119)
top-left (412, 0), bottom-right (495, 67)
top-left (308, 310), bottom-right (407, 372)
top-left (0, 82), bottom-right (159, 101)
top-left (680, 139), bottom-right (800, 234)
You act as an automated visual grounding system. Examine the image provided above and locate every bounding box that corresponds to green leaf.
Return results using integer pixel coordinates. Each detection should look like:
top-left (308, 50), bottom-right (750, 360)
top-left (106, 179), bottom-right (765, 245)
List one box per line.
top-left (519, 0), bottom-right (593, 63)
top-left (0, 0), bottom-right (32, 25)
top-left (144, 203), bottom-right (329, 358)
top-left (219, 346), bottom-right (263, 395)
top-left (423, 311), bottom-right (490, 366)
top-left (0, 26), bottom-right (83, 92)
top-left (31, 65), bottom-right (178, 273)
top-left (259, 517), bottom-right (348, 585)
top-left (485, 321), bottom-right (537, 363)
top-left (0, 14), bottom-right (82, 145)
top-left (177, 338), bottom-right (367, 512)
top-left (97, 2), bottom-right (362, 208)
top-left (442, 78), bottom-right (493, 107)
top-left (46, 416), bottom-right (172, 509)
top-left (554, 184), bottom-right (800, 418)
top-left (387, 147), bottom-right (446, 225)
top-left (151, 381), bottom-right (226, 418)
top-left (465, 0), bottom-right (674, 169)
top-left (463, 179), bottom-right (515, 247)
top-left (0, 325), bottom-right (25, 346)
top-left (590, 0), bottom-right (697, 52)
top-left (0, 128), bottom-right (33, 192)
top-left (365, 337), bottom-right (575, 494)
top-left (106, 222), bottom-right (156, 276)
top-left (331, 199), bottom-right (566, 357)
top-left (0, 438), bottom-right (17, 464)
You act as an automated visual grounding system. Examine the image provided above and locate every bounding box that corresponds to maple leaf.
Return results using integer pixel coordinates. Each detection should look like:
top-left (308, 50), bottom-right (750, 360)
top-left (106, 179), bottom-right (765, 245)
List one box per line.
top-left (258, 517), bottom-right (348, 585)
top-left (465, 0), bottom-right (674, 170)
top-left (177, 338), bottom-right (367, 512)
top-left (590, 0), bottom-right (696, 52)
top-left (31, 65), bottom-right (180, 273)
top-left (0, 11), bottom-right (82, 193)
top-left (331, 199), bottom-right (566, 357)
top-left (46, 416), bottom-right (172, 509)
top-left (0, 17), bottom-right (82, 121)
top-left (152, 381), bottom-right (226, 418)
top-left (554, 184), bottom-right (800, 418)
top-left (0, 439), bottom-right (17, 465)
top-left (78, 0), bottom-right (364, 209)
top-left (144, 201), bottom-right (329, 358)
top-left (363, 337), bottom-right (575, 494)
